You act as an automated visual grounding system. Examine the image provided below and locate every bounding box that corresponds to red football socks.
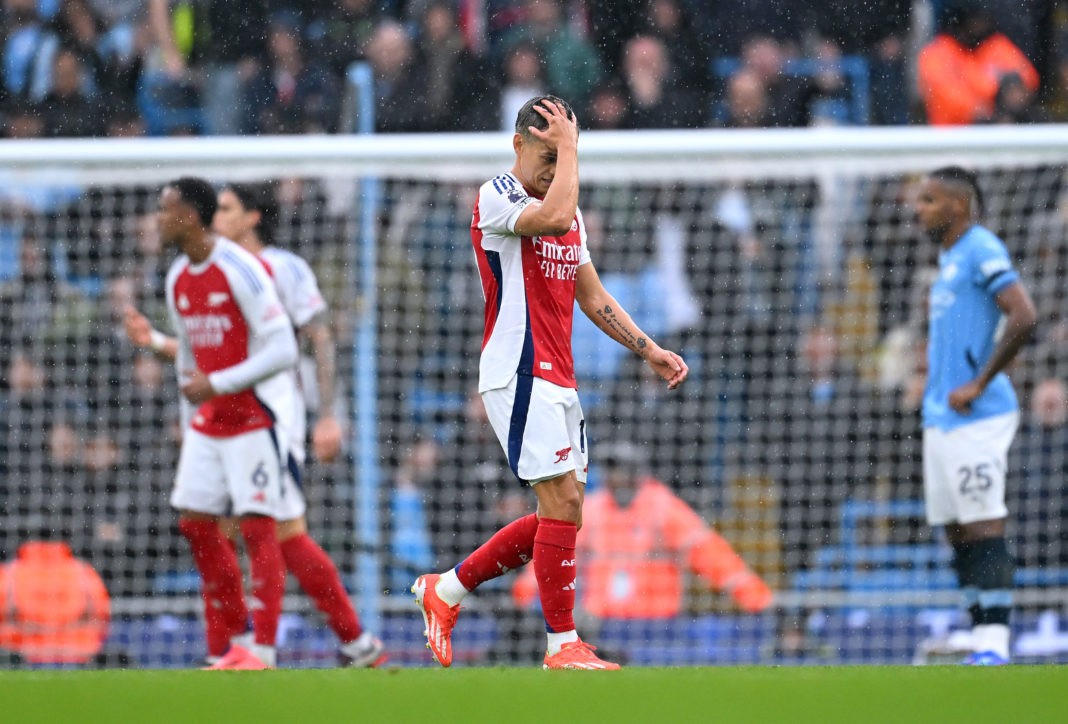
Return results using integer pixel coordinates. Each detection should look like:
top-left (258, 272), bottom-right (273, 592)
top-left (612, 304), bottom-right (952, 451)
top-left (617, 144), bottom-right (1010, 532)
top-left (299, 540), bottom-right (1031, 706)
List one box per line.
top-left (280, 533), bottom-right (362, 643)
top-left (533, 517), bottom-right (578, 633)
top-left (457, 513), bottom-right (539, 591)
top-left (177, 518), bottom-right (249, 657)
top-left (240, 517), bottom-right (286, 646)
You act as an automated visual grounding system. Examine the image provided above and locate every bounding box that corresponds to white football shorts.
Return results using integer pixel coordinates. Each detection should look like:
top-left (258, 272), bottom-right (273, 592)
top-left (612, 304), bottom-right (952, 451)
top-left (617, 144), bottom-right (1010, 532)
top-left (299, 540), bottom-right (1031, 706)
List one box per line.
top-left (923, 412), bottom-right (1018, 525)
top-left (482, 374), bottom-right (588, 485)
top-left (275, 449), bottom-right (308, 521)
top-left (171, 426), bottom-right (287, 517)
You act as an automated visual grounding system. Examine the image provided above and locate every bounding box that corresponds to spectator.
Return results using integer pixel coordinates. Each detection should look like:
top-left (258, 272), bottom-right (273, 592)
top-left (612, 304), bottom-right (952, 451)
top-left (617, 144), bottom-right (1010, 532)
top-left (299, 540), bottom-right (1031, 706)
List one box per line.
top-left (430, 389), bottom-right (524, 569)
top-left (763, 323), bottom-right (877, 573)
top-left (387, 437), bottom-right (436, 593)
top-left (1010, 377), bottom-right (1068, 568)
top-left (39, 46), bottom-right (103, 137)
top-left (147, 0), bottom-right (269, 135)
top-left (497, 40), bottom-right (544, 132)
top-left (413, 1), bottom-right (493, 131)
top-left (512, 442), bottom-right (772, 618)
top-left (2, 0), bottom-right (59, 102)
top-left (0, 540), bottom-right (110, 664)
top-left (642, 0), bottom-right (710, 92)
top-left (103, 102), bottom-right (146, 137)
top-left (363, 20), bottom-right (427, 133)
top-left (0, 233), bottom-right (91, 352)
top-left (585, 0), bottom-right (651, 73)
top-left (619, 34), bottom-right (703, 129)
top-left (917, 3), bottom-right (1039, 125)
top-left (735, 36), bottom-right (812, 127)
top-left (499, 0), bottom-right (602, 105)
top-left (584, 77), bottom-right (629, 130)
top-left (307, 0), bottom-right (381, 76)
top-left (2, 101), bottom-right (44, 138)
top-left (53, 0), bottom-right (142, 110)
top-left (241, 18), bottom-right (339, 134)
top-left (806, 0), bottom-right (911, 125)
top-left (720, 68), bottom-right (771, 128)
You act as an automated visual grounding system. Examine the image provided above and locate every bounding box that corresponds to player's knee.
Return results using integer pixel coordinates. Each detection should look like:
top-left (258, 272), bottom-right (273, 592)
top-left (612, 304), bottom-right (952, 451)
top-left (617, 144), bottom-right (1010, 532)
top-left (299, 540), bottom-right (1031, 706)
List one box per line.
top-left (534, 477), bottom-right (582, 522)
top-left (179, 510), bottom-right (217, 523)
top-left (276, 517), bottom-right (306, 542)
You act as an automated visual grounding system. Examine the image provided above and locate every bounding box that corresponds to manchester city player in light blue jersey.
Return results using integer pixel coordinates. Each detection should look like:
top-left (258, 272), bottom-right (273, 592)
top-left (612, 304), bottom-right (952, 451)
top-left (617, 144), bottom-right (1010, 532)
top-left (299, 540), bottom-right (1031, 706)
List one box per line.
top-left (916, 167), bottom-right (1037, 665)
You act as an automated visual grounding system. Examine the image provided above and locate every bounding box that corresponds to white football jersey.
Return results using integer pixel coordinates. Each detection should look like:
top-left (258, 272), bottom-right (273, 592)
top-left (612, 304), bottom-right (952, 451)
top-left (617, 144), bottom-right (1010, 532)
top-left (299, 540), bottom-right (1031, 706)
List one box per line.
top-left (260, 245), bottom-right (329, 463)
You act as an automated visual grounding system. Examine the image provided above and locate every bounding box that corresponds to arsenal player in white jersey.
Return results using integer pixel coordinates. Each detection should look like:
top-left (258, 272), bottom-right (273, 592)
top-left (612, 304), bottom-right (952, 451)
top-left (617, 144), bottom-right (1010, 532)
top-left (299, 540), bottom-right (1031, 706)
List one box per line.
top-left (158, 177), bottom-right (297, 669)
top-left (413, 96), bottom-right (688, 670)
top-left (126, 183), bottom-right (384, 667)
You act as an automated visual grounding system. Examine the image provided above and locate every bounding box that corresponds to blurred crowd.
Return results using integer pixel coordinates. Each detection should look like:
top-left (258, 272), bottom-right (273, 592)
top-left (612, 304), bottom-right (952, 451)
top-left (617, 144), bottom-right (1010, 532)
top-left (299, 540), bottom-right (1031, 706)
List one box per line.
top-left (3, 0), bottom-right (1068, 139)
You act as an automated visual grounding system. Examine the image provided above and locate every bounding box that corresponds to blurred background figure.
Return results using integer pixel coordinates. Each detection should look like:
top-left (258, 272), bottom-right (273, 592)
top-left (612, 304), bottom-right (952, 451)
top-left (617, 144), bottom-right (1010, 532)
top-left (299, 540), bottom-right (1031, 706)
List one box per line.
top-left (497, 40), bottom-right (545, 131)
top-left (387, 437), bottom-right (436, 594)
top-left (498, 0), bottom-right (602, 107)
top-left (241, 16), bottom-right (339, 135)
top-left (619, 34), bottom-right (703, 129)
top-left (0, 540), bottom-right (110, 665)
top-left (512, 442), bottom-right (772, 619)
top-left (917, 2), bottom-right (1038, 125)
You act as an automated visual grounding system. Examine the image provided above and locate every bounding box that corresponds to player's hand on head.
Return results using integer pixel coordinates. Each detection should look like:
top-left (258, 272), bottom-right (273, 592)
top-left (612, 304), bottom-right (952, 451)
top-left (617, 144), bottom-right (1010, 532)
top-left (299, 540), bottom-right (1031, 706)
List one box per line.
top-left (180, 370), bottom-right (217, 404)
top-left (646, 347), bottom-right (689, 390)
top-left (123, 305), bottom-right (153, 347)
top-left (529, 100), bottom-right (578, 150)
top-left (312, 416), bottom-right (343, 462)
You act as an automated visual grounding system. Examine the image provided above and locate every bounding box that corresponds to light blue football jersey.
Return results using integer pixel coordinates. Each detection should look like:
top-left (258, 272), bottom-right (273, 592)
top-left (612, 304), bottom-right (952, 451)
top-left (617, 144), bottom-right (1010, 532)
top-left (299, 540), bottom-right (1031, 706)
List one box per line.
top-left (923, 225), bottom-right (1020, 430)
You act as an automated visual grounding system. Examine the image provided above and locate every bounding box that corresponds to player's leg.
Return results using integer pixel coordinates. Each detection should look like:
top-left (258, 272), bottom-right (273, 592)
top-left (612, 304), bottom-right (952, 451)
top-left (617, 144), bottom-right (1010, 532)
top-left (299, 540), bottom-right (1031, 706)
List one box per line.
top-left (926, 414), bottom-right (1017, 664)
top-left (475, 376), bottom-right (613, 668)
top-left (947, 518), bottom-right (1014, 664)
top-left (456, 375), bottom-right (586, 594)
top-left (955, 413), bottom-right (1017, 664)
top-left (411, 375), bottom-right (553, 666)
top-left (170, 430), bottom-right (248, 662)
top-left (199, 516), bottom-right (248, 659)
top-left (276, 513), bottom-right (385, 667)
top-left (224, 427), bottom-right (289, 668)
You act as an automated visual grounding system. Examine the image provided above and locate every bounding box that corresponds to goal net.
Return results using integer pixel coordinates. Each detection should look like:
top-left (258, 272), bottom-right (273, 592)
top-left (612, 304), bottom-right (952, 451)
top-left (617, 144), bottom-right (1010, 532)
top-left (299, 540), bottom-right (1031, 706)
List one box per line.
top-left (0, 127), bottom-right (1066, 668)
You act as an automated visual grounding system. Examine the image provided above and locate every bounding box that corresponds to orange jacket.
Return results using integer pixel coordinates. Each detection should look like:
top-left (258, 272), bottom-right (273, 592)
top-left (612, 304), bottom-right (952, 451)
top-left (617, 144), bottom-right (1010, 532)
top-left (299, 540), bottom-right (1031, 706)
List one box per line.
top-left (0, 542), bottom-right (110, 663)
top-left (513, 479), bottom-right (771, 618)
top-left (918, 33), bottom-right (1039, 125)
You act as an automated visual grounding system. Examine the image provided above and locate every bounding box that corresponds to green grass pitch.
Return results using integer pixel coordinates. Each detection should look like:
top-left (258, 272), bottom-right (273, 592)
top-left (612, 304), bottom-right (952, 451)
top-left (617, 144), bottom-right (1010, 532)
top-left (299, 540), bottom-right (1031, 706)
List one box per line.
top-left (2, 666), bottom-right (1065, 723)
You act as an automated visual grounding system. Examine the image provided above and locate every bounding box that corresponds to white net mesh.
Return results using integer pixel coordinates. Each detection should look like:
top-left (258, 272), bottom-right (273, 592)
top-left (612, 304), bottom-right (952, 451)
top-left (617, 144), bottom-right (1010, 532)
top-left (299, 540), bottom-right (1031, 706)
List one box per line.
top-left (0, 128), bottom-right (1066, 668)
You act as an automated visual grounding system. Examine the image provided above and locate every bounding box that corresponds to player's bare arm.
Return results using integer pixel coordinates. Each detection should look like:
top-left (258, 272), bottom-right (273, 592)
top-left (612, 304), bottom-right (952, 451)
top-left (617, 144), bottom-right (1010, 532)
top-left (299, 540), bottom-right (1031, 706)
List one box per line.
top-left (512, 101), bottom-right (579, 238)
top-left (123, 305), bottom-right (178, 360)
top-left (948, 282), bottom-right (1037, 412)
top-left (576, 263), bottom-right (688, 390)
top-left (302, 311), bottom-right (342, 462)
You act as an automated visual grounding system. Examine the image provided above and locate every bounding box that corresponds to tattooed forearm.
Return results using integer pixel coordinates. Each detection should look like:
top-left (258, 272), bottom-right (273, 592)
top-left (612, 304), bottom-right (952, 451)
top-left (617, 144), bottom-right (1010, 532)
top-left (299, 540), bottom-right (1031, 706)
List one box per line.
top-left (594, 303), bottom-right (647, 356)
top-left (306, 321), bottom-right (337, 414)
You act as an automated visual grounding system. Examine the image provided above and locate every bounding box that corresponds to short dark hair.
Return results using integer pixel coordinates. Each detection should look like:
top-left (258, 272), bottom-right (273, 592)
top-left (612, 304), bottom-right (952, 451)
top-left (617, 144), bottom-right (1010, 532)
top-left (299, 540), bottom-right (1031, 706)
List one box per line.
top-left (224, 182), bottom-right (278, 244)
top-left (514, 95), bottom-right (577, 137)
top-left (169, 177), bottom-right (218, 227)
top-left (929, 166), bottom-right (984, 215)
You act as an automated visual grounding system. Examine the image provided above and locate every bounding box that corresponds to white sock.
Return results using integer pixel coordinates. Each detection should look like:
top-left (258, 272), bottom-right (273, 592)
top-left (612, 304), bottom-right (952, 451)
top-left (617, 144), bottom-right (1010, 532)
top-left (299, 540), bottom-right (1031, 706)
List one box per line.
top-left (435, 568), bottom-right (469, 607)
top-left (972, 624), bottom-right (1010, 660)
top-left (546, 630), bottom-right (579, 656)
top-left (250, 643), bottom-right (277, 667)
